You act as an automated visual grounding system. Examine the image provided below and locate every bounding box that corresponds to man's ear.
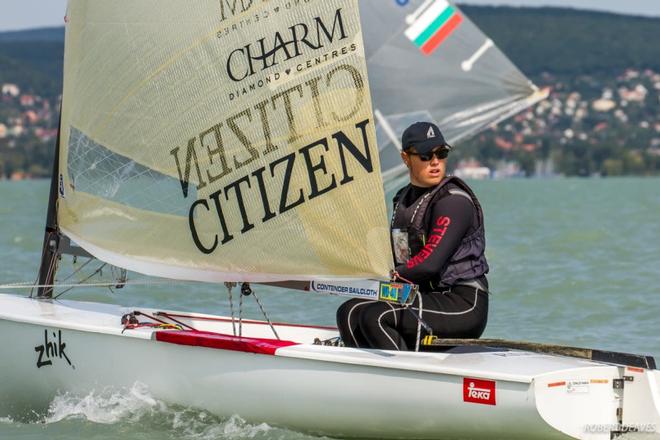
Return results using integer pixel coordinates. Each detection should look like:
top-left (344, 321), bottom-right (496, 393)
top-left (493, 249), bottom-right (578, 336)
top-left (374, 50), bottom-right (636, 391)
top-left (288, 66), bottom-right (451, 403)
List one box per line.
top-left (401, 151), bottom-right (411, 168)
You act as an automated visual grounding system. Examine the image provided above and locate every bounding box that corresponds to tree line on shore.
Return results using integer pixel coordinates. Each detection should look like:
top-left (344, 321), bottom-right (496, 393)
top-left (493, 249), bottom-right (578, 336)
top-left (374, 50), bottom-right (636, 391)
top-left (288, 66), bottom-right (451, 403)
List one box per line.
top-left (1, 6), bottom-right (659, 178)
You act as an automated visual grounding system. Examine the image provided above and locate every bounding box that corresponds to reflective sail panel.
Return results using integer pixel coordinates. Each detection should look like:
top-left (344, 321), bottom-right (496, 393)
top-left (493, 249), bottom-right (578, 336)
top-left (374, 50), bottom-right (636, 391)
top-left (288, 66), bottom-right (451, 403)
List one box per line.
top-left (58, 0), bottom-right (393, 283)
top-left (360, 0), bottom-right (547, 184)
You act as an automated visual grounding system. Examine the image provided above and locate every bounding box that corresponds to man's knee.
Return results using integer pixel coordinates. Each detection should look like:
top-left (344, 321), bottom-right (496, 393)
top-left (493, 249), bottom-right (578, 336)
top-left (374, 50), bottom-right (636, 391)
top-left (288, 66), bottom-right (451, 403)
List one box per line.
top-left (337, 299), bottom-right (370, 323)
top-left (358, 303), bottom-right (394, 330)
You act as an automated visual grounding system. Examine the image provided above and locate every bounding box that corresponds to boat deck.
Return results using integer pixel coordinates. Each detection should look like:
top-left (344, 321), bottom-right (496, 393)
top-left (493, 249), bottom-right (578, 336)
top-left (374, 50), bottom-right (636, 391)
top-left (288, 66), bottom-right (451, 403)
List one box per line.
top-left (0, 293), bottom-right (627, 384)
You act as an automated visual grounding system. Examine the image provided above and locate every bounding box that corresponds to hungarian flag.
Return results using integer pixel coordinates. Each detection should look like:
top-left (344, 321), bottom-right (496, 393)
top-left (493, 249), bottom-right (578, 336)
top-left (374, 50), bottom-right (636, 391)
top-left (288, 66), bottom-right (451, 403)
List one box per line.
top-left (404, 0), bottom-right (463, 55)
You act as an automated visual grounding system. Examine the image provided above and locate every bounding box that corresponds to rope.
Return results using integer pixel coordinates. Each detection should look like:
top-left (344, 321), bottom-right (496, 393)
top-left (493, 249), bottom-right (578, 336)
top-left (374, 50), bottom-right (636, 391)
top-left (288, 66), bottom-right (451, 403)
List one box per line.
top-left (252, 289), bottom-right (280, 340)
top-left (415, 291), bottom-right (423, 352)
top-left (59, 258), bottom-right (94, 283)
top-left (31, 230), bottom-right (54, 298)
top-left (0, 279), bottom-right (189, 291)
top-left (153, 312), bottom-right (196, 331)
top-left (239, 286), bottom-right (244, 337)
top-left (224, 282), bottom-right (237, 336)
top-left (54, 264), bottom-right (107, 299)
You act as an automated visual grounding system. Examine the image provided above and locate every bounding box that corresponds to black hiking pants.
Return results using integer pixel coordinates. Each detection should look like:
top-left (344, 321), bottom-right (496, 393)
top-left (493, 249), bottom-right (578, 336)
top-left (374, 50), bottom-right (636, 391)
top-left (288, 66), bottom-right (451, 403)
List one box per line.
top-left (336, 285), bottom-right (488, 351)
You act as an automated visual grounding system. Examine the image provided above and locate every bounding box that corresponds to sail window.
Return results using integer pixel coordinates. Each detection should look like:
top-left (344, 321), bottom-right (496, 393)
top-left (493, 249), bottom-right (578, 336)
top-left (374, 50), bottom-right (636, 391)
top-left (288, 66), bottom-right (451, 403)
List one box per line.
top-left (67, 127), bottom-right (195, 216)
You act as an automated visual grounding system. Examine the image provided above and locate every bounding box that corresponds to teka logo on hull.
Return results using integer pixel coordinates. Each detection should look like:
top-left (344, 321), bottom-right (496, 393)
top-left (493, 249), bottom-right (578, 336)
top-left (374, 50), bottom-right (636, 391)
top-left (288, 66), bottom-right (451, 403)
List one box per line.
top-left (463, 378), bottom-right (496, 405)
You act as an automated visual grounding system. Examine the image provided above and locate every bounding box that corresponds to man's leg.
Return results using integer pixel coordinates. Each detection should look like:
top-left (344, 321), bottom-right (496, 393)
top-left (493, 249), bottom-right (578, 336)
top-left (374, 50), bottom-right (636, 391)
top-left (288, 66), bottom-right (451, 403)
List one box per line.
top-left (336, 299), bottom-right (374, 348)
top-left (401, 286), bottom-right (489, 342)
top-left (358, 301), bottom-right (409, 350)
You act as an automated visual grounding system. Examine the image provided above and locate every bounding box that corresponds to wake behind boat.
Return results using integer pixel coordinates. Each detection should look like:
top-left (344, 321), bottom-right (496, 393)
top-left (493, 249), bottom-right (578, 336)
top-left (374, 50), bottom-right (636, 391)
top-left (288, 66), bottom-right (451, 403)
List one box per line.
top-left (1, 0), bottom-right (658, 439)
top-left (1, 293), bottom-right (659, 439)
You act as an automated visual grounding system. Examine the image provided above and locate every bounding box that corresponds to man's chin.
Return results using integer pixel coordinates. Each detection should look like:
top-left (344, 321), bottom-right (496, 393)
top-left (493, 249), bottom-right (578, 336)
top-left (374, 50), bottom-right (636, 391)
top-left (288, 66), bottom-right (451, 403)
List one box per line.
top-left (423, 175), bottom-right (444, 186)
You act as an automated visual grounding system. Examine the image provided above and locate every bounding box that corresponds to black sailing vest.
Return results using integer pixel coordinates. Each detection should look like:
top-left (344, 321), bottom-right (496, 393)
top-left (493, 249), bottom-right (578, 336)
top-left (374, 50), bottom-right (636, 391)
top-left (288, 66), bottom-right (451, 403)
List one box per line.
top-left (391, 176), bottom-right (489, 287)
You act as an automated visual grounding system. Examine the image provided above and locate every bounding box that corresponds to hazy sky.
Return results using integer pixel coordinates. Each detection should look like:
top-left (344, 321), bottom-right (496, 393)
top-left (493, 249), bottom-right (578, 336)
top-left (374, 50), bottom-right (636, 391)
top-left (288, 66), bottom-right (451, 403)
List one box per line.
top-left (0, 0), bottom-right (659, 32)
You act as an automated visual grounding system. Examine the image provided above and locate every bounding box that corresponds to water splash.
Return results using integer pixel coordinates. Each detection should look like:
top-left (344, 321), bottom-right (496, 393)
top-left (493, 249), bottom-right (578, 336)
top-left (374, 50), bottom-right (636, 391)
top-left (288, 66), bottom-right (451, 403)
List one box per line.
top-left (45, 382), bottom-right (164, 424)
top-left (35, 383), bottom-right (323, 440)
top-left (174, 413), bottom-right (273, 440)
top-left (0, 416), bottom-right (13, 424)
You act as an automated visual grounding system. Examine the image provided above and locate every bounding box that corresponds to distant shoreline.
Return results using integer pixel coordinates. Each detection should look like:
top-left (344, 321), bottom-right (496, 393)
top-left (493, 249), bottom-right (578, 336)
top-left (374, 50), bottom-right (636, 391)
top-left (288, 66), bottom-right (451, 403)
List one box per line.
top-left (3, 175), bottom-right (659, 184)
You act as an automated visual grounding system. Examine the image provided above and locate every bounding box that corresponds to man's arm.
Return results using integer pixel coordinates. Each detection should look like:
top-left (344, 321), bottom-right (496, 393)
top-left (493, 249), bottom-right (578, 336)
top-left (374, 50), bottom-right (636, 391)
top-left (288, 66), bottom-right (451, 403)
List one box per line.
top-left (395, 194), bottom-right (474, 282)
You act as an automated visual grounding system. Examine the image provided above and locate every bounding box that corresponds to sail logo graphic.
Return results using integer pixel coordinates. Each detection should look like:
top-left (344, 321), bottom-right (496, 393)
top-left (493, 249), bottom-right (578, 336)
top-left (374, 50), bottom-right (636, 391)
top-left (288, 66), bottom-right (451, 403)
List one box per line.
top-left (427, 126), bottom-right (435, 138)
top-left (311, 281), bottom-right (378, 299)
top-left (225, 8), bottom-right (348, 82)
top-left (404, 0), bottom-right (463, 55)
top-left (218, 0), bottom-right (263, 22)
top-left (463, 378), bottom-right (496, 405)
top-left (34, 330), bottom-right (75, 370)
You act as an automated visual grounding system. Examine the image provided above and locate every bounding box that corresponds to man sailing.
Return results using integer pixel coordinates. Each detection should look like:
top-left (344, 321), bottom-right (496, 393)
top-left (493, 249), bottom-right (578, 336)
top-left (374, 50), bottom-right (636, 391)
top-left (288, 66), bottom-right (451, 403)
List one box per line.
top-left (337, 122), bottom-right (489, 350)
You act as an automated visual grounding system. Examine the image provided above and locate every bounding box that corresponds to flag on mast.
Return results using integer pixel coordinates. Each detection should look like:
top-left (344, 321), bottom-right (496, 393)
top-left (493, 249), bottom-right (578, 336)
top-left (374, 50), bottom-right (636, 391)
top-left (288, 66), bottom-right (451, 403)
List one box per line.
top-left (404, 0), bottom-right (463, 55)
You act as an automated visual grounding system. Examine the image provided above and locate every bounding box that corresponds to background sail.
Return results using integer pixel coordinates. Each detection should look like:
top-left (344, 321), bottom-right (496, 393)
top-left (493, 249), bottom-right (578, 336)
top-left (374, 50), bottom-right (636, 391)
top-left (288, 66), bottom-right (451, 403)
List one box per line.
top-left (57, 0), bottom-right (393, 283)
top-left (360, 0), bottom-right (547, 187)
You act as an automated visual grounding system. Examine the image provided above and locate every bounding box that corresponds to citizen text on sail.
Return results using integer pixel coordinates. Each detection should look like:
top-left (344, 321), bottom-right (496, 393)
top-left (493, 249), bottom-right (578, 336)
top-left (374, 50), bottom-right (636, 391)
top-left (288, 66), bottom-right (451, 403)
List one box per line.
top-left (187, 119), bottom-right (374, 254)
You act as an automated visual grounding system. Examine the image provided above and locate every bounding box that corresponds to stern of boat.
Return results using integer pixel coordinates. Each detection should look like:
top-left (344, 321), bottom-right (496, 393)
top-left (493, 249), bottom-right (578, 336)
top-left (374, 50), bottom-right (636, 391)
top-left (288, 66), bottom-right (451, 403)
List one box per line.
top-left (533, 366), bottom-right (660, 439)
top-left (620, 367), bottom-right (660, 437)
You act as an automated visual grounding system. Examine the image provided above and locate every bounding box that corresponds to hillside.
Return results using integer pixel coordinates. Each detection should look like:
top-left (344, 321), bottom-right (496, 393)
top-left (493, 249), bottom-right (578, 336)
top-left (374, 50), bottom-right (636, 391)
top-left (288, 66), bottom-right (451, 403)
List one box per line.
top-left (0, 26), bottom-right (64, 43)
top-left (0, 8), bottom-right (659, 178)
top-left (461, 5), bottom-right (660, 76)
top-left (2, 7), bottom-right (659, 96)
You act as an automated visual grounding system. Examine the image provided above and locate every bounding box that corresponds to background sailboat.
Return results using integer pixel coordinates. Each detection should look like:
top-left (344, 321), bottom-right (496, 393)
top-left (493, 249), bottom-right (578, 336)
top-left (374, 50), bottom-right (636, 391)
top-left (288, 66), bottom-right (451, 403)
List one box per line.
top-left (360, 0), bottom-right (548, 188)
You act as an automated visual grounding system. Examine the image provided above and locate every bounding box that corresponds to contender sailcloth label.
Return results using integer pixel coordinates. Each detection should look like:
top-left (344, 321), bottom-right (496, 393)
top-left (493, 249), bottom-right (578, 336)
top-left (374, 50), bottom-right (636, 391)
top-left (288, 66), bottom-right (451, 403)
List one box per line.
top-left (404, 0), bottom-right (463, 55)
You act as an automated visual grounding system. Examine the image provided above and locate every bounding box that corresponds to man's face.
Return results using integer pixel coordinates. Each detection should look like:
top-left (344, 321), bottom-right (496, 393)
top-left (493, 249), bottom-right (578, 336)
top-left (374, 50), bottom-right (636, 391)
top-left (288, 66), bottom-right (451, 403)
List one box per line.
top-left (401, 147), bottom-right (447, 187)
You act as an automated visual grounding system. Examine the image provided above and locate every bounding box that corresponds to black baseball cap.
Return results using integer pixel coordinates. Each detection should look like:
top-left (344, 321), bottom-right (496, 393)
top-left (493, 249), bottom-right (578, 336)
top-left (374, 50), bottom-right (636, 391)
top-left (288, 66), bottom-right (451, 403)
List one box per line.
top-left (401, 122), bottom-right (452, 154)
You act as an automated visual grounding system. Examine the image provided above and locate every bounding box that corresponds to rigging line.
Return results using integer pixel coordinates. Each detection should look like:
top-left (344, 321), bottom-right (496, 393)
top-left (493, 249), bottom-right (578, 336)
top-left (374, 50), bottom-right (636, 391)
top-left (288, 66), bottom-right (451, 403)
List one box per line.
top-left (225, 282), bottom-right (237, 336)
top-left (0, 279), bottom-right (189, 290)
top-left (133, 311), bottom-right (173, 326)
top-left (32, 230), bottom-right (56, 298)
top-left (252, 289), bottom-right (280, 341)
top-left (53, 263), bottom-right (108, 299)
top-left (58, 257), bottom-right (94, 283)
top-left (154, 312), bottom-right (196, 331)
top-left (239, 287), bottom-right (244, 338)
top-left (40, 240), bottom-right (58, 298)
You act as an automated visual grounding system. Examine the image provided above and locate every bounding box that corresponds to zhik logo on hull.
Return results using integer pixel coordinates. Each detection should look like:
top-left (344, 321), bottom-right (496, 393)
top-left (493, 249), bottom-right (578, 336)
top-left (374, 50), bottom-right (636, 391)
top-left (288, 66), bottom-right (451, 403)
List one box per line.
top-left (35, 329), bottom-right (75, 370)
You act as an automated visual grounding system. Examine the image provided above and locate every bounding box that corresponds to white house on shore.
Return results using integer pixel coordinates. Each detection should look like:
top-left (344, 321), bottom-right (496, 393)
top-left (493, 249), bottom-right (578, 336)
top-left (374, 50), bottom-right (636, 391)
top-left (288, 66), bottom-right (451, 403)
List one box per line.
top-left (1, 83), bottom-right (20, 97)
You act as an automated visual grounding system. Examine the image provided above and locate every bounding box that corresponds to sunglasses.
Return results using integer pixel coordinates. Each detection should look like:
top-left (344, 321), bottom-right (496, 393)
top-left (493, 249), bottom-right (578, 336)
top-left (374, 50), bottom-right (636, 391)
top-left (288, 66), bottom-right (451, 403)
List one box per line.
top-left (407, 149), bottom-right (449, 161)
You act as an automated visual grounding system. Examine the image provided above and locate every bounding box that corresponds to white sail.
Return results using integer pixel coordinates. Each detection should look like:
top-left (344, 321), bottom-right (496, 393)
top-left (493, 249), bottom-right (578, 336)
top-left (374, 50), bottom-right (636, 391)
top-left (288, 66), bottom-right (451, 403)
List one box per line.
top-left (57, 0), bottom-right (393, 283)
top-left (359, 0), bottom-right (547, 186)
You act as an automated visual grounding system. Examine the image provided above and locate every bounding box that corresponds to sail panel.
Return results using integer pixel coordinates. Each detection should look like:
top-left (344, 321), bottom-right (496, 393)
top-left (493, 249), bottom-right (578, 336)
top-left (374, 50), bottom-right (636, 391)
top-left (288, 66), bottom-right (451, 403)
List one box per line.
top-left (58, 0), bottom-right (393, 282)
top-left (360, 0), bottom-right (544, 183)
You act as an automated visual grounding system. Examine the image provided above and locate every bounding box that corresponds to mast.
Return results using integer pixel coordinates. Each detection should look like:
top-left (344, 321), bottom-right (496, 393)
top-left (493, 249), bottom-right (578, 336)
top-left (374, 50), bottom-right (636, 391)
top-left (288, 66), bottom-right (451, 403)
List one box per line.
top-left (36, 112), bottom-right (62, 299)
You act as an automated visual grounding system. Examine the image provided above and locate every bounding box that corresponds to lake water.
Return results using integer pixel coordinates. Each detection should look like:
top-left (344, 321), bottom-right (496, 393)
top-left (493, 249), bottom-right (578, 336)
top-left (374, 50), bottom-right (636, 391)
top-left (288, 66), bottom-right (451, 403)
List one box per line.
top-left (1, 178), bottom-right (659, 439)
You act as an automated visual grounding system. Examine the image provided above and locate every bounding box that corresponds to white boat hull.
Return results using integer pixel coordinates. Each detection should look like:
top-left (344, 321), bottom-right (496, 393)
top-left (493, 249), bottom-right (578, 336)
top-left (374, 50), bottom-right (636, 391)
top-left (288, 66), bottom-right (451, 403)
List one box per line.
top-left (0, 294), bottom-right (658, 439)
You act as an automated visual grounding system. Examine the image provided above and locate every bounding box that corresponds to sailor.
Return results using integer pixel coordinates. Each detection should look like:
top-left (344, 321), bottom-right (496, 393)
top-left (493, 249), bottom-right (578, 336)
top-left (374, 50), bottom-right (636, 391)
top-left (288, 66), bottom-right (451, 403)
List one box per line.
top-left (336, 122), bottom-right (489, 351)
